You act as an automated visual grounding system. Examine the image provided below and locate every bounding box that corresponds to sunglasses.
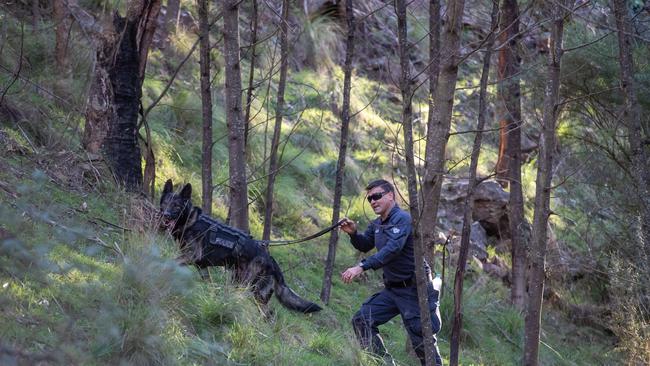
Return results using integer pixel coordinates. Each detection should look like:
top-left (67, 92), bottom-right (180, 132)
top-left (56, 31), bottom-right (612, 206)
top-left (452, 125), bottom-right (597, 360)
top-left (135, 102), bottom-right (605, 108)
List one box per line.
top-left (367, 191), bottom-right (389, 203)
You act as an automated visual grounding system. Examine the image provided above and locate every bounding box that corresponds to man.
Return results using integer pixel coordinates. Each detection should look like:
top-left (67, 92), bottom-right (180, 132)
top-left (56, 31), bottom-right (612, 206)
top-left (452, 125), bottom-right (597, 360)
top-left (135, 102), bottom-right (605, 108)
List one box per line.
top-left (340, 179), bottom-right (442, 366)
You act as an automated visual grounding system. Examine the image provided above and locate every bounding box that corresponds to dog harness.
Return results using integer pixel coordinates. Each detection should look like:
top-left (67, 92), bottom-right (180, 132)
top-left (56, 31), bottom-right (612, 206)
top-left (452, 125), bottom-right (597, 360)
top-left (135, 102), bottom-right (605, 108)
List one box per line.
top-left (198, 214), bottom-right (253, 250)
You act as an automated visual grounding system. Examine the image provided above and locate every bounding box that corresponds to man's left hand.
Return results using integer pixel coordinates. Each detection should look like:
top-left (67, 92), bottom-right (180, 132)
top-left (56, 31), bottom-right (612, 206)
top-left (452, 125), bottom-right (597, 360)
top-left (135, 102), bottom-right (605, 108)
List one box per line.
top-left (341, 266), bottom-right (364, 284)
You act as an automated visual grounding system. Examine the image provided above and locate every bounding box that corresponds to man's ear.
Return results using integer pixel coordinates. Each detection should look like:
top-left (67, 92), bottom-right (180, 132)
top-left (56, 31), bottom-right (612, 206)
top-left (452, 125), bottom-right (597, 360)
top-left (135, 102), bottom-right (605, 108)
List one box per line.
top-left (163, 179), bottom-right (173, 196)
top-left (180, 183), bottom-right (192, 199)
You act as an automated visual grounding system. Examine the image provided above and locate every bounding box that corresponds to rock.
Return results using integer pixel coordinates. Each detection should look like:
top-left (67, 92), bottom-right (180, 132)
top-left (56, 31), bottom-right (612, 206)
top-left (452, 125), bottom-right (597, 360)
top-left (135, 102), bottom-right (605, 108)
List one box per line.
top-left (469, 222), bottom-right (488, 261)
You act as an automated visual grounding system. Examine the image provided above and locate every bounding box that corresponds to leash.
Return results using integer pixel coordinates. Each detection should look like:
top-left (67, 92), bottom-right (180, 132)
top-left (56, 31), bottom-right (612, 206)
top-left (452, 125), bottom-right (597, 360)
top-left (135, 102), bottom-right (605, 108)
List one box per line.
top-left (259, 219), bottom-right (347, 247)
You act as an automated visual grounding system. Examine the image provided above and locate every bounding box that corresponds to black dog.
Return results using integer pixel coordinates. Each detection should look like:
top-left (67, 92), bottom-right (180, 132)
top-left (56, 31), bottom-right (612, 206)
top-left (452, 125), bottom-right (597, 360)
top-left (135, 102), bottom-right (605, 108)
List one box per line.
top-left (159, 179), bottom-right (321, 314)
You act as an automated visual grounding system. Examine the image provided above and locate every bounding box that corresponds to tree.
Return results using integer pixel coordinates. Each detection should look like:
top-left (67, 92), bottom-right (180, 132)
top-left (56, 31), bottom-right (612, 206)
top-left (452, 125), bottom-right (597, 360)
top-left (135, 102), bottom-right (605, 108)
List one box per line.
top-left (523, 2), bottom-right (567, 364)
top-left (612, 0), bottom-right (650, 274)
top-left (163, 0), bottom-right (180, 40)
top-left (424, 0), bottom-right (441, 272)
top-left (243, 0), bottom-right (258, 154)
top-left (419, 0), bottom-right (466, 297)
top-left (449, 3), bottom-right (498, 364)
top-left (496, 0), bottom-right (527, 310)
top-left (262, 0), bottom-right (290, 241)
top-left (53, 0), bottom-right (72, 78)
top-left (83, 0), bottom-right (162, 191)
top-left (198, 0), bottom-right (213, 215)
top-left (320, 0), bottom-right (355, 304)
top-left (223, 0), bottom-right (249, 231)
top-left (395, 0), bottom-right (437, 363)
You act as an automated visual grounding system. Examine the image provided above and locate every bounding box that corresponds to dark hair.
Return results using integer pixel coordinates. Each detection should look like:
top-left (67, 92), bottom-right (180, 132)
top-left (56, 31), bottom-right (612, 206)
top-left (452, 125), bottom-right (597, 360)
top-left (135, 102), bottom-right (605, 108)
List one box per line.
top-left (365, 179), bottom-right (394, 193)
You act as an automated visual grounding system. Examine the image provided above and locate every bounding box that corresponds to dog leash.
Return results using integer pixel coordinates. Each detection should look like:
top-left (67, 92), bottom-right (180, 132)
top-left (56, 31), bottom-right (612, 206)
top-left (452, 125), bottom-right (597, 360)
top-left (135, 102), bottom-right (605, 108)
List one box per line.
top-left (259, 219), bottom-right (347, 247)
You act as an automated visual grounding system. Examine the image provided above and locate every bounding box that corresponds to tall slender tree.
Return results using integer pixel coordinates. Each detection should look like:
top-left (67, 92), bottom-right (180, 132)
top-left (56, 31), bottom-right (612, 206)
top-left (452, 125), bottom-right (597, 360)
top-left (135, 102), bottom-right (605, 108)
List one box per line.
top-left (223, 0), bottom-right (249, 231)
top-left (320, 0), bottom-right (356, 304)
top-left (243, 0), bottom-right (259, 156)
top-left (419, 0), bottom-right (466, 293)
top-left (449, 3), bottom-right (499, 364)
top-left (495, 0), bottom-right (527, 310)
top-left (198, 0), bottom-right (213, 215)
top-left (424, 0), bottom-right (441, 272)
top-left (524, 2), bottom-right (567, 364)
top-left (612, 0), bottom-right (650, 274)
top-left (262, 0), bottom-right (290, 241)
top-left (395, 0), bottom-right (437, 364)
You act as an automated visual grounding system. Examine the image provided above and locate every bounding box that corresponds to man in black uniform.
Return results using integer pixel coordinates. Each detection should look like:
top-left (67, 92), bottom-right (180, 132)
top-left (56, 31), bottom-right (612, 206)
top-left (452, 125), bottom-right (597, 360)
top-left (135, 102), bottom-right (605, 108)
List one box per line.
top-left (340, 179), bottom-right (442, 366)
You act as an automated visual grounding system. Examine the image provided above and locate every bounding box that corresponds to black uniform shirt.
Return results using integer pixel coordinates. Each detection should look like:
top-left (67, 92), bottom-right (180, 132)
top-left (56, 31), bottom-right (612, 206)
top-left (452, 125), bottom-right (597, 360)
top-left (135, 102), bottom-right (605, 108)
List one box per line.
top-left (349, 205), bottom-right (426, 283)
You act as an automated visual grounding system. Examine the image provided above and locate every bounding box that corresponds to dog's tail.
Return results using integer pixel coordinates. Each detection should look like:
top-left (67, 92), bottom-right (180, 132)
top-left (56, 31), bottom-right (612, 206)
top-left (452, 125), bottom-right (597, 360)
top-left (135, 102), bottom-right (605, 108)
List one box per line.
top-left (268, 255), bottom-right (322, 313)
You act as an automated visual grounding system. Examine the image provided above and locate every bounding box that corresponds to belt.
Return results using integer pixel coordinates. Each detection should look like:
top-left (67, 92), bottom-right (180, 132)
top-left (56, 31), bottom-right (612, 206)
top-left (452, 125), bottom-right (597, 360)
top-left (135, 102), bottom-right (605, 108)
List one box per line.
top-left (384, 277), bottom-right (415, 288)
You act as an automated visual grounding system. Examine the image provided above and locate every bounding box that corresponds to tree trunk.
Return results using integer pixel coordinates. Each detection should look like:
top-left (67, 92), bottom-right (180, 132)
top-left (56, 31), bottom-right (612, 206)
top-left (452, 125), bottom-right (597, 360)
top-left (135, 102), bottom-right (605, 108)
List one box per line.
top-left (320, 0), bottom-right (355, 304)
top-left (163, 0), bottom-right (180, 39)
top-left (425, 0), bottom-right (441, 273)
top-left (523, 3), bottom-right (565, 365)
top-left (613, 0), bottom-right (650, 276)
top-left (243, 0), bottom-right (258, 155)
top-left (449, 3), bottom-right (498, 365)
top-left (53, 0), bottom-right (72, 78)
top-left (223, 0), bottom-right (249, 231)
top-left (419, 0), bottom-right (466, 294)
top-left (395, 1), bottom-right (436, 364)
top-left (262, 0), bottom-right (290, 241)
top-left (198, 0), bottom-right (213, 215)
top-left (495, 0), bottom-right (527, 310)
top-left (84, 0), bottom-right (161, 191)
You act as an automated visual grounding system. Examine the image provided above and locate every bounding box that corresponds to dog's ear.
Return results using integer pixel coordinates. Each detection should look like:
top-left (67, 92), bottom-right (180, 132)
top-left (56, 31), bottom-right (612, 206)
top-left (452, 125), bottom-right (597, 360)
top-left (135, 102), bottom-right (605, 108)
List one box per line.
top-left (180, 183), bottom-right (192, 199)
top-left (163, 179), bottom-right (173, 196)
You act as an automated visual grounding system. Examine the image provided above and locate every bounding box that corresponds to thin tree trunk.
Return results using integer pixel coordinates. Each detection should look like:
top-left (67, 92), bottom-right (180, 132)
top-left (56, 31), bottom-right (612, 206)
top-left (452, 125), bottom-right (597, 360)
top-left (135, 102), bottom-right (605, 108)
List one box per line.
top-left (198, 0), bottom-right (213, 215)
top-left (419, 0), bottom-right (466, 302)
top-left (523, 3), bottom-right (565, 364)
top-left (495, 0), bottom-right (527, 310)
top-left (164, 0), bottom-right (180, 38)
top-left (244, 0), bottom-right (258, 155)
top-left (396, 1), bottom-right (436, 365)
top-left (262, 0), bottom-right (290, 241)
top-left (32, 0), bottom-right (40, 31)
top-left (425, 0), bottom-right (441, 273)
top-left (53, 0), bottom-right (72, 78)
top-left (449, 3), bottom-right (498, 365)
top-left (320, 0), bottom-right (355, 304)
top-left (223, 0), bottom-right (249, 231)
top-left (613, 0), bottom-right (650, 273)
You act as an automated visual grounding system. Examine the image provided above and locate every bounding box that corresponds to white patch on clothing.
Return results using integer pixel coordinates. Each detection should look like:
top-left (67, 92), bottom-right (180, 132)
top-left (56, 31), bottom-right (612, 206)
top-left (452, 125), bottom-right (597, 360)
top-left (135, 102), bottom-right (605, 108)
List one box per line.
top-left (392, 227), bottom-right (400, 234)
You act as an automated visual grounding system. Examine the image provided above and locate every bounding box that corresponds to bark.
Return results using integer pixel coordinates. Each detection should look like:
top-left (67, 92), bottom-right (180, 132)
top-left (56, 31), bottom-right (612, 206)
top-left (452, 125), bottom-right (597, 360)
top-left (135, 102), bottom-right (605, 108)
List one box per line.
top-left (449, 3), bottom-right (498, 365)
top-left (32, 0), bottom-right (40, 31)
top-left (419, 0), bottom-right (466, 294)
top-left (53, 0), bottom-right (73, 78)
top-left (198, 0), bottom-right (213, 215)
top-left (320, 0), bottom-right (355, 304)
top-left (495, 0), bottom-right (527, 310)
top-left (613, 0), bottom-right (650, 273)
top-left (395, 1), bottom-right (436, 364)
top-left (262, 0), bottom-right (290, 241)
top-left (523, 3), bottom-right (565, 365)
top-left (83, 0), bottom-right (161, 191)
top-left (223, 0), bottom-right (249, 231)
top-left (164, 0), bottom-right (180, 37)
top-left (425, 0), bottom-right (441, 272)
top-left (243, 0), bottom-right (258, 155)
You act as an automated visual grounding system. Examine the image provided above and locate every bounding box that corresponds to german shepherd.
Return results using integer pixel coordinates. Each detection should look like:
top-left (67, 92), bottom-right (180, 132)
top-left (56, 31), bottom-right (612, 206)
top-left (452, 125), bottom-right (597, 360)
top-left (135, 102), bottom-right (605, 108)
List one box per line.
top-left (159, 179), bottom-right (322, 314)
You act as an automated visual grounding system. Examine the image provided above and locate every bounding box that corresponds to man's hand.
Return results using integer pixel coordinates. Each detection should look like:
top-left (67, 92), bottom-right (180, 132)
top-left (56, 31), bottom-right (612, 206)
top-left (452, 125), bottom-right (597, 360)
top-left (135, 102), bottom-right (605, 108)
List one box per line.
top-left (339, 218), bottom-right (357, 234)
top-left (341, 265), bottom-right (364, 284)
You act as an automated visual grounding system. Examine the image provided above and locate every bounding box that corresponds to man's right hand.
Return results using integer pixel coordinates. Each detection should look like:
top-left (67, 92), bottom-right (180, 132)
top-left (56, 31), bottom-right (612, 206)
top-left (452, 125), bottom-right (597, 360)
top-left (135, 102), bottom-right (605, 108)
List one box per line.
top-left (339, 218), bottom-right (357, 234)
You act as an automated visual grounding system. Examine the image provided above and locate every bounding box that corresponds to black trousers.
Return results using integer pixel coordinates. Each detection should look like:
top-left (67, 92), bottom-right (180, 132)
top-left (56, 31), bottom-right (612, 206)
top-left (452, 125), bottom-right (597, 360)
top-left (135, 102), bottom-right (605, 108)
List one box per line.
top-left (352, 283), bottom-right (442, 366)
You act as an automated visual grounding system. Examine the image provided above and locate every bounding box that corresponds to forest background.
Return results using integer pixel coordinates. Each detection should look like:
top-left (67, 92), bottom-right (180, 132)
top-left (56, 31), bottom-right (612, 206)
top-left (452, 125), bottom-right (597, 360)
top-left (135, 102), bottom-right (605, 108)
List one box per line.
top-left (0, 0), bottom-right (648, 365)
